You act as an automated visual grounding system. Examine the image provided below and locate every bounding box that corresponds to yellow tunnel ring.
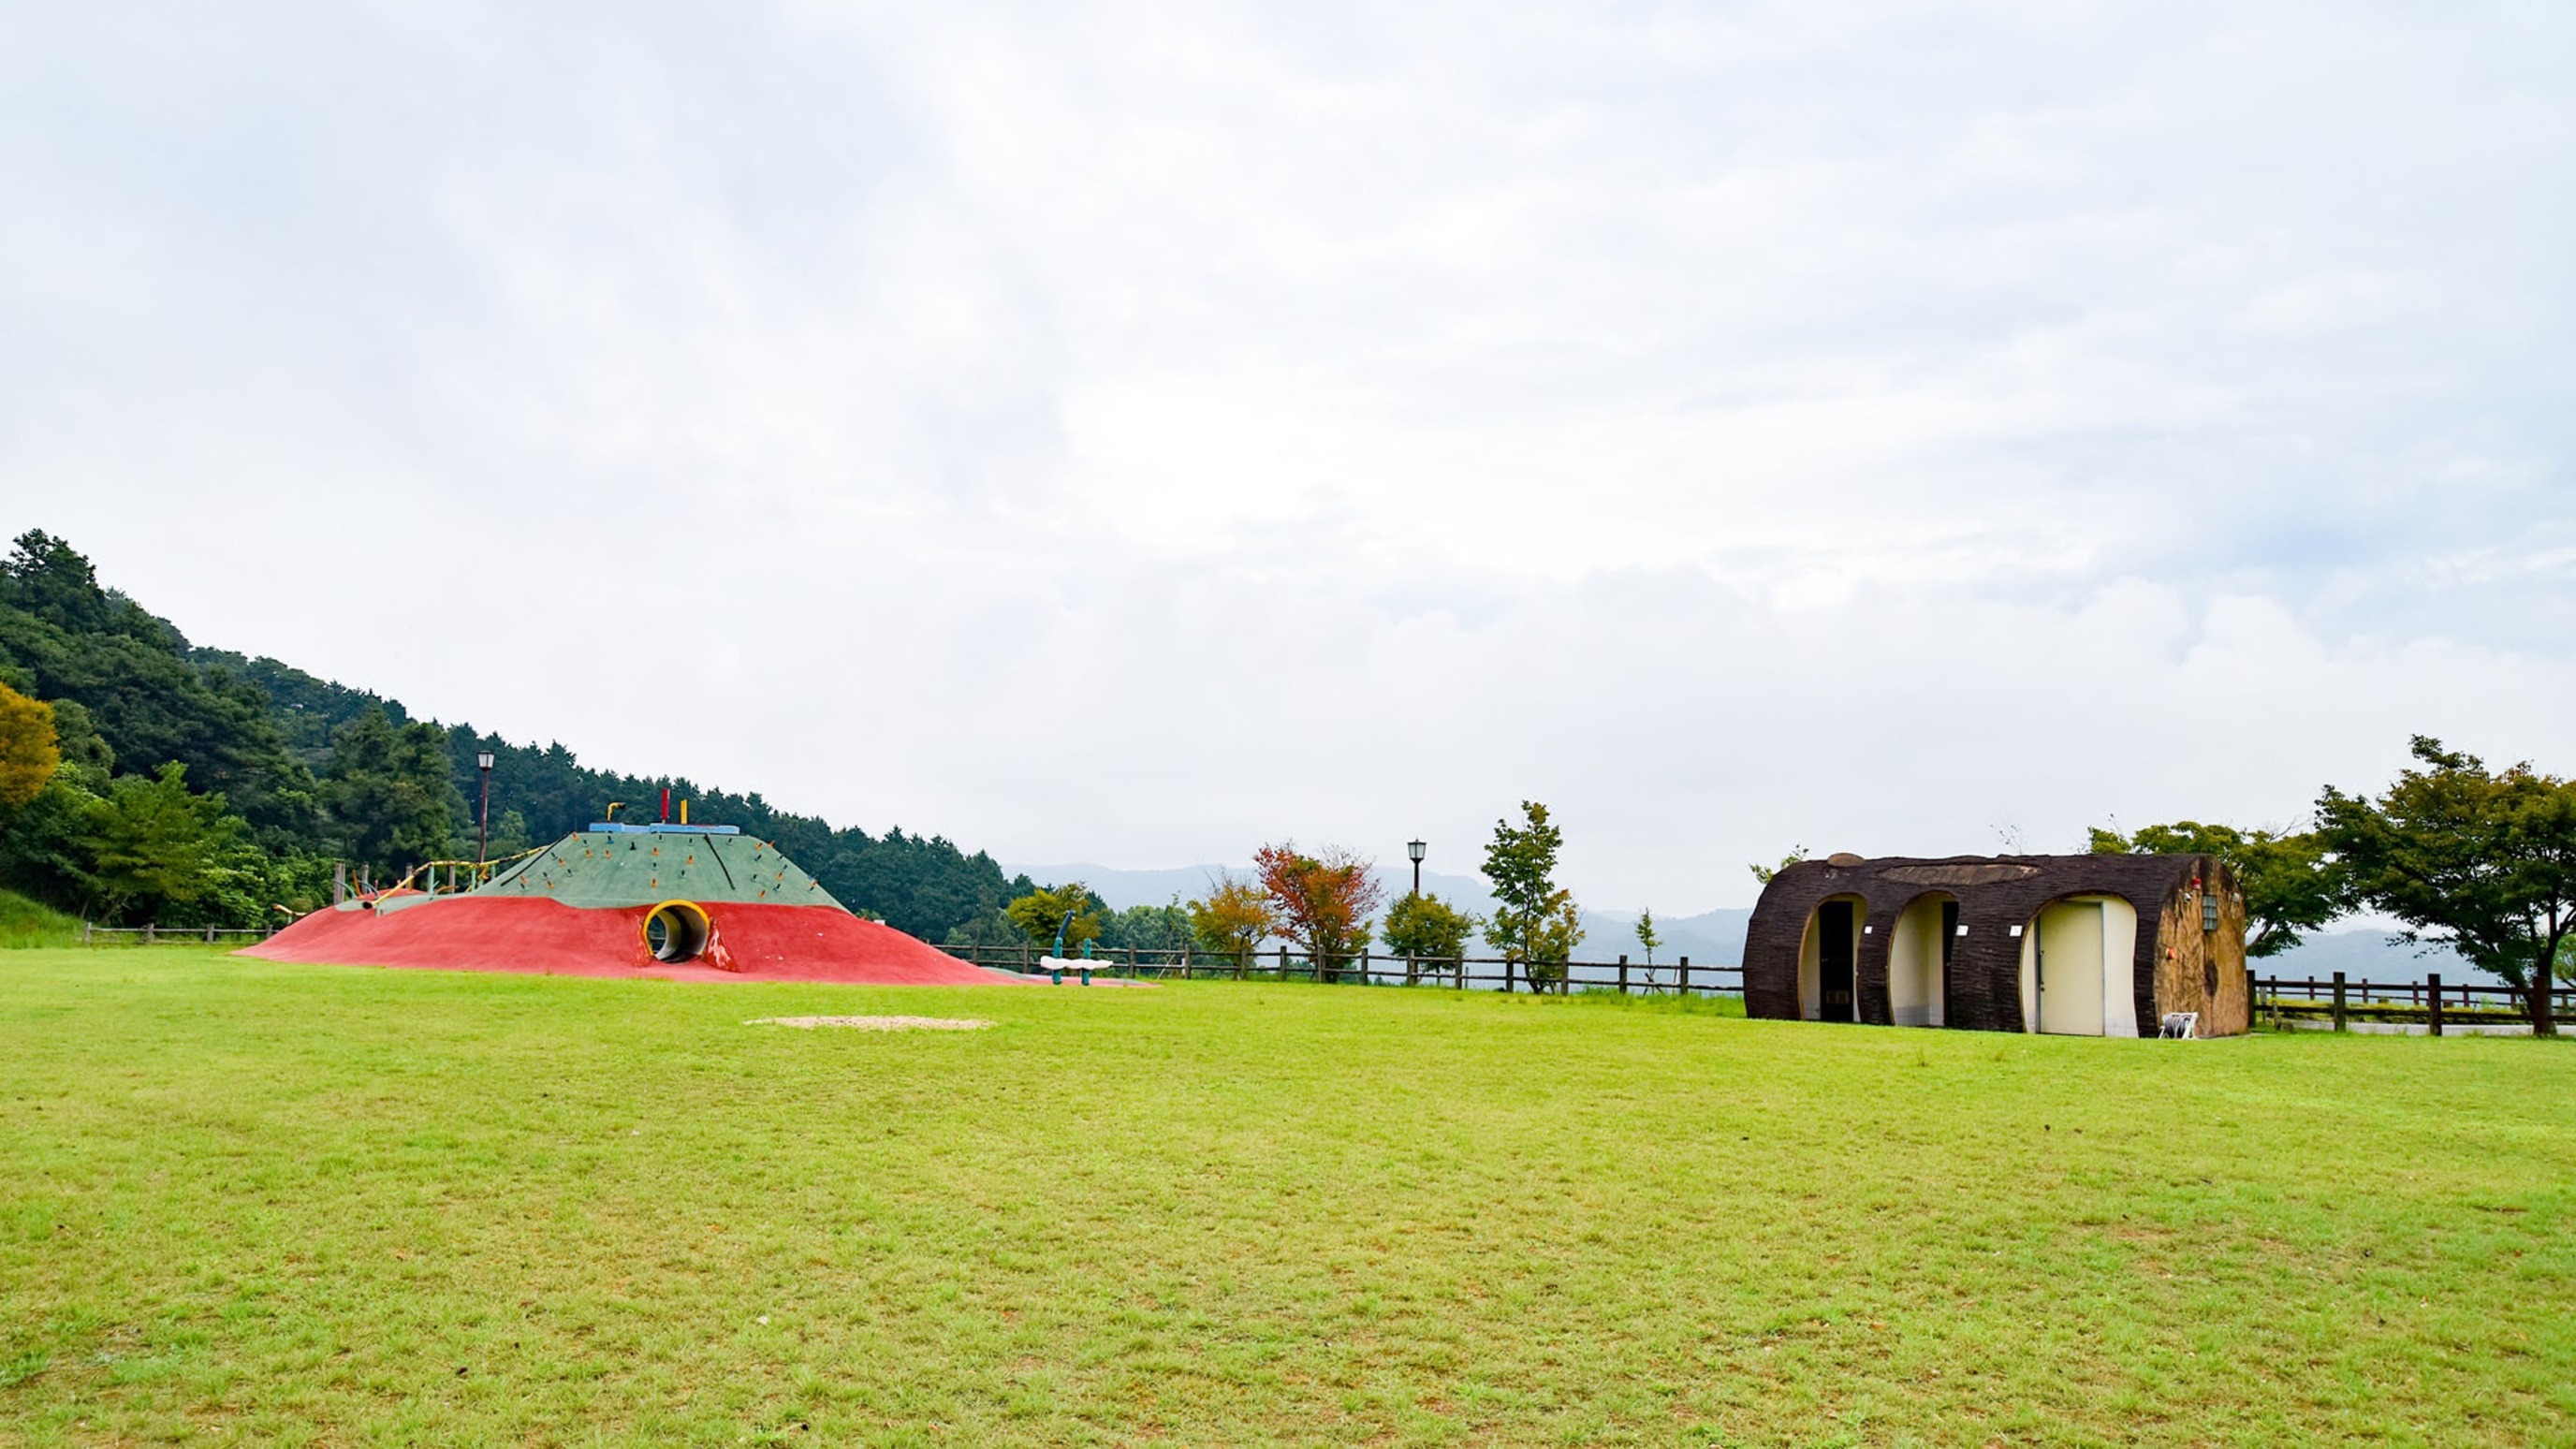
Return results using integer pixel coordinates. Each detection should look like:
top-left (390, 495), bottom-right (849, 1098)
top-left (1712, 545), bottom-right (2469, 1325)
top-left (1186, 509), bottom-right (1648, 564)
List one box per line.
top-left (642, 900), bottom-right (713, 963)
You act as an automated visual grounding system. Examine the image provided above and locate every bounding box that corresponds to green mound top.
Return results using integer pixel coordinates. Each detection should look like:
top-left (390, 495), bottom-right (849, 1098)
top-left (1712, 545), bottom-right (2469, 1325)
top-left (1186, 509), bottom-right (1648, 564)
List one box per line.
top-left (476, 831), bottom-right (846, 911)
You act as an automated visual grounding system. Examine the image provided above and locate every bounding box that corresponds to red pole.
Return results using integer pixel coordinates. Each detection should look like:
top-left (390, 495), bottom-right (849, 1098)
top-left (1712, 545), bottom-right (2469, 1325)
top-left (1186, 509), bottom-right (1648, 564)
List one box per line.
top-left (660, 787), bottom-right (670, 824)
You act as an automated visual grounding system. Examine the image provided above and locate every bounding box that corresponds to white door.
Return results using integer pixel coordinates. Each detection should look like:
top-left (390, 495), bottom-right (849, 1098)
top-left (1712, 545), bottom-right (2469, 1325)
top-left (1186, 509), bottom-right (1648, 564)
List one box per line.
top-left (2037, 900), bottom-right (2105, 1036)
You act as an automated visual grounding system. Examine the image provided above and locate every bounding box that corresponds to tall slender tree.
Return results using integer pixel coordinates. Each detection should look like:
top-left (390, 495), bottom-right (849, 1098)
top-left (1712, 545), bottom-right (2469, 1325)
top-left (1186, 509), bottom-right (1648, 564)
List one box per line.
top-left (1483, 801), bottom-right (1582, 992)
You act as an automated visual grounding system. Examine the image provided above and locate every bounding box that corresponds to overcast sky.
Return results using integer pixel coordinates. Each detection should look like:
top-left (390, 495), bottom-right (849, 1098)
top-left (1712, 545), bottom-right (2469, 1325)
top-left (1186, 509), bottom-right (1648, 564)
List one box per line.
top-left (5, 3), bottom-right (2571, 911)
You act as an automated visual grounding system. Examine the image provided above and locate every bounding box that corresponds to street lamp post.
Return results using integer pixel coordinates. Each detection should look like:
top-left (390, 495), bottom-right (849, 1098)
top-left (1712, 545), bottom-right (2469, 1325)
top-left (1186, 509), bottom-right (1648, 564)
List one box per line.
top-left (476, 751), bottom-right (495, 867)
top-left (1407, 839), bottom-right (1426, 898)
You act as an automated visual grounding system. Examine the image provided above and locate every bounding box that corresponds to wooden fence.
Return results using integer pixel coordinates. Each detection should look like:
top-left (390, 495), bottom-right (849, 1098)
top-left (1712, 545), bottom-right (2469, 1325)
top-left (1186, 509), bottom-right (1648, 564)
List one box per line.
top-left (79, 923), bottom-right (279, 945)
top-left (939, 942), bottom-right (1743, 995)
top-left (61, 922), bottom-right (2560, 1034)
top-left (939, 944), bottom-right (2562, 1034)
top-left (2252, 971), bottom-right (2565, 1034)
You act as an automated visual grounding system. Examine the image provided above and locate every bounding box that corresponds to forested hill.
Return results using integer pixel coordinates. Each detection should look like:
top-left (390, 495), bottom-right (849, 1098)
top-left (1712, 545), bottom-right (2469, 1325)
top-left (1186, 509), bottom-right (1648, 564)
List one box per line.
top-left (0, 530), bottom-right (1030, 938)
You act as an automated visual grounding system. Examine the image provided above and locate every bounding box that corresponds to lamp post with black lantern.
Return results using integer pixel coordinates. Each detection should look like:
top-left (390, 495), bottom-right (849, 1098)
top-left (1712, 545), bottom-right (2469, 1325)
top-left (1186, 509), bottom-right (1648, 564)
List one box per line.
top-left (476, 751), bottom-right (496, 868)
top-left (1407, 839), bottom-right (1426, 898)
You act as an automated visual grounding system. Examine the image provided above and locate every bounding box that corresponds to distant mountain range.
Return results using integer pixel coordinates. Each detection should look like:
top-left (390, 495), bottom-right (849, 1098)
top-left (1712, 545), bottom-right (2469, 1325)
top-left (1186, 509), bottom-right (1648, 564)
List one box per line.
top-left (1007, 861), bottom-right (2492, 983)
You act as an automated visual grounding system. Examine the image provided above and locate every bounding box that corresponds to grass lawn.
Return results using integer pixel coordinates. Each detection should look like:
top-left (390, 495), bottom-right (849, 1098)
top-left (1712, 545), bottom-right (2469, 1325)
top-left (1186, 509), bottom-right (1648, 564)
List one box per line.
top-left (2, 950), bottom-right (2570, 1446)
top-left (0, 891), bottom-right (80, 950)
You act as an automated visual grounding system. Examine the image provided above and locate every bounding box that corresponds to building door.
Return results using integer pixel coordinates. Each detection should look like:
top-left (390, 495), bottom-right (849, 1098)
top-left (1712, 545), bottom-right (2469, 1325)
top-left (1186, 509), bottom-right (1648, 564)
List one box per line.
top-left (1939, 899), bottom-right (1961, 1026)
top-left (1819, 900), bottom-right (1856, 1022)
top-left (2036, 900), bottom-right (2105, 1035)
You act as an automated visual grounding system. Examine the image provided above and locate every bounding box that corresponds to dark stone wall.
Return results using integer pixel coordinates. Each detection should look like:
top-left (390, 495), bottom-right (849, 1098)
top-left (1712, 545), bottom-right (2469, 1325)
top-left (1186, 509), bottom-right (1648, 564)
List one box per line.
top-left (1742, 854), bottom-right (2243, 1036)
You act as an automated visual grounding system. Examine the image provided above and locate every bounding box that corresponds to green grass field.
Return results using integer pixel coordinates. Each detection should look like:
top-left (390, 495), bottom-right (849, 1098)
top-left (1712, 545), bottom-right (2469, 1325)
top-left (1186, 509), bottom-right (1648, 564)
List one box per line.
top-left (2, 950), bottom-right (2569, 1446)
top-left (0, 891), bottom-right (80, 951)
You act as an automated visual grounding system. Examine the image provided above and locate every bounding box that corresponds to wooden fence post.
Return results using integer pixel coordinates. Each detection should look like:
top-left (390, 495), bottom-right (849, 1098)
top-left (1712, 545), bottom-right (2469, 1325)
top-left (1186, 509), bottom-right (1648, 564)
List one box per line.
top-left (2426, 973), bottom-right (2443, 1037)
top-left (81, 920), bottom-right (91, 945)
top-left (2332, 971), bottom-right (2348, 1032)
top-left (142, 922), bottom-right (154, 945)
top-left (204, 924), bottom-right (215, 944)
top-left (1618, 955), bottom-right (1629, 995)
top-left (1678, 955), bottom-right (1690, 996)
top-left (1278, 944), bottom-right (1289, 979)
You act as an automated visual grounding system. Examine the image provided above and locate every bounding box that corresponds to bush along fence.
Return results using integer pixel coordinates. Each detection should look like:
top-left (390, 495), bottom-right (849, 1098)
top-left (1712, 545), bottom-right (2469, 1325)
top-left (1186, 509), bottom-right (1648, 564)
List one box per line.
top-left (939, 942), bottom-right (1743, 995)
top-left (2252, 971), bottom-right (2570, 1035)
top-left (80, 923), bottom-right (279, 945)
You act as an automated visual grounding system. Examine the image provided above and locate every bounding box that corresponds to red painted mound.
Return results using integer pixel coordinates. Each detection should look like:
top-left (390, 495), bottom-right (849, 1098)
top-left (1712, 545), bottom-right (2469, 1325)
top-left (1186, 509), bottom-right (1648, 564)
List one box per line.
top-left (241, 896), bottom-right (1013, 987)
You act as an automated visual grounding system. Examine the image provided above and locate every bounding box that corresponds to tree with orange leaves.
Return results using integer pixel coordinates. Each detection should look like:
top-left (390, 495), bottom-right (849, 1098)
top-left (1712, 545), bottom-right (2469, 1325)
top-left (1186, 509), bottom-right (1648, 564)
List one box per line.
top-left (1253, 842), bottom-right (1384, 983)
top-left (1188, 871), bottom-right (1277, 969)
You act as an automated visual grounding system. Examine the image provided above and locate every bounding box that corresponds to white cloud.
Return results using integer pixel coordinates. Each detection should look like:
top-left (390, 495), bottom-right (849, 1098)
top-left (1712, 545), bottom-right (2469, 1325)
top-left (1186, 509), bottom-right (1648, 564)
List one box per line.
top-left (4, 1), bottom-right (2572, 910)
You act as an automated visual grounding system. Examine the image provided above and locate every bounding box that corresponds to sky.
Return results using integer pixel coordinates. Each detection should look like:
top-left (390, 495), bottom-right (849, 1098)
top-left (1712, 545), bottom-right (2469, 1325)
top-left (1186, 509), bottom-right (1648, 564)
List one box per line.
top-left (4, 3), bottom-right (2572, 913)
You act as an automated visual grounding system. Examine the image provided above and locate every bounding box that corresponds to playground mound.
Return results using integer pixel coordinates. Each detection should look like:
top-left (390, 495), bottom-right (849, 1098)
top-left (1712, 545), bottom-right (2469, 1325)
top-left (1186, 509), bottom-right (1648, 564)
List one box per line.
top-left (242, 827), bottom-right (1018, 988)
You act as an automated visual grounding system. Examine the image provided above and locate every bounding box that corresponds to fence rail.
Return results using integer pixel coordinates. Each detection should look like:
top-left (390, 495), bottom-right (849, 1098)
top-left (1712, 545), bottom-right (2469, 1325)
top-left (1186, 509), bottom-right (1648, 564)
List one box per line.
top-left (80, 922), bottom-right (279, 946)
top-left (935, 946), bottom-right (2563, 1030)
top-left (2252, 971), bottom-right (2565, 1034)
top-left (59, 921), bottom-right (2561, 1030)
top-left (938, 942), bottom-right (1743, 995)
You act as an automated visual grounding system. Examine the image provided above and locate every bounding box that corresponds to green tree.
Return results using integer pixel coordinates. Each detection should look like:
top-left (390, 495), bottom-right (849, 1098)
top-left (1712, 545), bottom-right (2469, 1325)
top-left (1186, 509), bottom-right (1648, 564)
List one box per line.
top-left (483, 809), bottom-right (533, 860)
top-left (2087, 820), bottom-right (2341, 958)
top-left (1748, 846), bottom-right (1808, 887)
top-left (1187, 872), bottom-right (1276, 966)
top-left (0, 531), bottom-right (318, 842)
top-left (2316, 737), bottom-right (2576, 1036)
top-left (1099, 897), bottom-right (1193, 954)
top-left (1634, 907), bottom-right (1661, 967)
top-left (1483, 801), bottom-right (1583, 992)
top-left (85, 763), bottom-right (256, 924)
top-left (322, 707), bottom-right (463, 875)
top-left (1003, 883), bottom-right (1105, 954)
top-left (1382, 890), bottom-right (1477, 961)
top-left (941, 906), bottom-right (1025, 955)
top-left (0, 776), bottom-right (104, 908)
top-left (44, 698), bottom-right (113, 776)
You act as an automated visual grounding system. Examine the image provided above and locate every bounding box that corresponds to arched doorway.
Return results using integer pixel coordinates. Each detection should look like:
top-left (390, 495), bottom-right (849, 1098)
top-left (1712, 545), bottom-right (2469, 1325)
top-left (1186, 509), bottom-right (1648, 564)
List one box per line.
top-left (1888, 894), bottom-right (1957, 1027)
top-left (1799, 896), bottom-right (1865, 1022)
top-left (2017, 896), bottom-right (2142, 1036)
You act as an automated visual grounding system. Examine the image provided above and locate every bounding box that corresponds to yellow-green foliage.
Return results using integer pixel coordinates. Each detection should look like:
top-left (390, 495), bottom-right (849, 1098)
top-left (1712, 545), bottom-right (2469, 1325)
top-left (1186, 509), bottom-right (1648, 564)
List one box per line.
top-left (0, 951), bottom-right (2569, 1444)
top-left (0, 681), bottom-right (57, 811)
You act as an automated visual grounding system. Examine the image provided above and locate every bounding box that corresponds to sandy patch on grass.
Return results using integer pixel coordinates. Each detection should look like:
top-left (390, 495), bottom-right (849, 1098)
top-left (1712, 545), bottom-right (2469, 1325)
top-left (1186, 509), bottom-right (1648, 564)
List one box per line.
top-left (746, 1015), bottom-right (993, 1032)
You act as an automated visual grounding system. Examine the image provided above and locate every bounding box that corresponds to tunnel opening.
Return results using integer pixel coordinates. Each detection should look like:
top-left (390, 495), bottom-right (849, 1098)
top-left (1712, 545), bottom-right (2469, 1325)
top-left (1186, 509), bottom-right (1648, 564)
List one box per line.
top-left (642, 900), bottom-right (712, 963)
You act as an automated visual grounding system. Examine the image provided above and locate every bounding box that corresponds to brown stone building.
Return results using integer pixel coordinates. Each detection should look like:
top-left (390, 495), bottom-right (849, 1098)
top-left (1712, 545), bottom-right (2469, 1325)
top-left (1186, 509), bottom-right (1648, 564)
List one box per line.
top-left (1741, 853), bottom-right (2248, 1036)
